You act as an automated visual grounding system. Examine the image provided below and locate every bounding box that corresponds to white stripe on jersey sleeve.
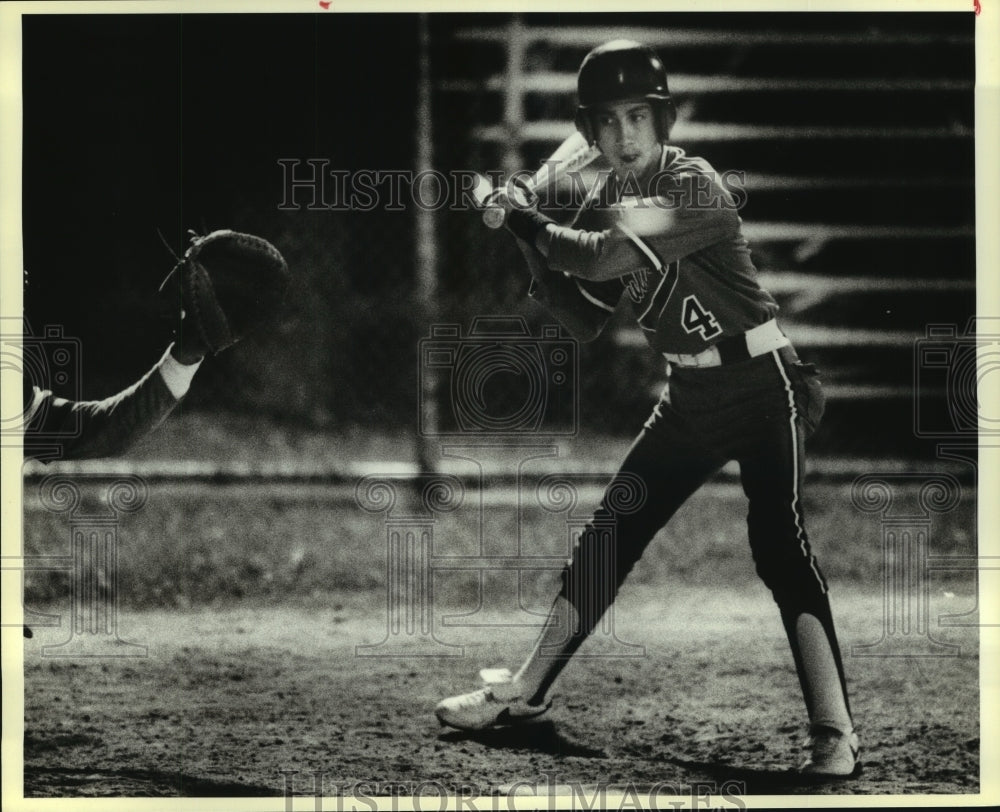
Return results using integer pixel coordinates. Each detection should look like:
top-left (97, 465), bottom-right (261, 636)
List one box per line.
top-left (574, 278), bottom-right (617, 312)
top-left (617, 222), bottom-right (664, 271)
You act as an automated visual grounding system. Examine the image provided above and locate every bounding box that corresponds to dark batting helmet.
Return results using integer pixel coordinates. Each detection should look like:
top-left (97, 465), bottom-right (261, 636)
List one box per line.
top-left (574, 40), bottom-right (677, 144)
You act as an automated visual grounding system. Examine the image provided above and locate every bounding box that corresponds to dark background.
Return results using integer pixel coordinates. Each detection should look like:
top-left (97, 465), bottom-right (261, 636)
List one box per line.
top-left (23, 14), bottom-right (421, 428)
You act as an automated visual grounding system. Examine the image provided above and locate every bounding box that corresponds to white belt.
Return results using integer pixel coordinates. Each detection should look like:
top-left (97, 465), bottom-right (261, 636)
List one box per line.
top-left (663, 320), bottom-right (789, 368)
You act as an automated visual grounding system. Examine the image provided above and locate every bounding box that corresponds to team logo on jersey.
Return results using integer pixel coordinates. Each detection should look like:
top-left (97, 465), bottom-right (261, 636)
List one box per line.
top-left (623, 268), bottom-right (652, 303)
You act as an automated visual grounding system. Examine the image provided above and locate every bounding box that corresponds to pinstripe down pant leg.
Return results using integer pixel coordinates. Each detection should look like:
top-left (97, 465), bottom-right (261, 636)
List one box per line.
top-left (558, 346), bottom-right (850, 716)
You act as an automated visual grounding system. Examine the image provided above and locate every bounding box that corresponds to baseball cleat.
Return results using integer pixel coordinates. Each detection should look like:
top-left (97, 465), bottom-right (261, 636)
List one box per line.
top-left (799, 724), bottom-right (860, 777)
top-left (435, 668), bottom-right (552, 731)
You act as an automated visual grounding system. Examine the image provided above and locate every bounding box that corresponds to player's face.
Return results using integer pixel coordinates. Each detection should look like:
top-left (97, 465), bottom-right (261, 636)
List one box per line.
top-left (592, 100), bottom-right (661, 182)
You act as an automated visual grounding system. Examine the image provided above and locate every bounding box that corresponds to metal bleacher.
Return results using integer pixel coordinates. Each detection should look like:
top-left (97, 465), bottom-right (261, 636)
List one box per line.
top-left (436, 14), bottom-right (976, 456)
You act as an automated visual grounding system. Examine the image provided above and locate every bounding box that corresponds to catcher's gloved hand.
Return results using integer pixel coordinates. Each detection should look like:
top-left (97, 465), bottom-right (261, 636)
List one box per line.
top-left (161, 229), bottom-right (290, 363)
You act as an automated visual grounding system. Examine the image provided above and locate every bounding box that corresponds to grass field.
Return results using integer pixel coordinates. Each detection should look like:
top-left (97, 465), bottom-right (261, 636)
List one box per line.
top-left (20, 470), bottom-right (978, 609)
top-left (14, 456), bottom-right (982, 801)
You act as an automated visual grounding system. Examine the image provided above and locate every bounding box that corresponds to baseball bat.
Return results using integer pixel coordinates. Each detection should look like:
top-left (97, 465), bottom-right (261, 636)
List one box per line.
top-left (476, 132), bottom-right (602, 229)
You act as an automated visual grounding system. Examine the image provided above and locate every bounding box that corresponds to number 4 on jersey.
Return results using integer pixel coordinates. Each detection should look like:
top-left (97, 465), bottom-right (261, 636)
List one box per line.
top-left (681, 295), bottom-right (722, 340)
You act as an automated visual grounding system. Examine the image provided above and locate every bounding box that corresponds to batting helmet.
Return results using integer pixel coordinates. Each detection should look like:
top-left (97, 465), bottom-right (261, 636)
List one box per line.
top-left (574, 40), bottom-right (677, 144)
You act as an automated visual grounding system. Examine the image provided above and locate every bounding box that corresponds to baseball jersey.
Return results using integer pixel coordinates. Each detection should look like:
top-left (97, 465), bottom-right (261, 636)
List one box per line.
top-left (533, 145), bottom-right (778, 355)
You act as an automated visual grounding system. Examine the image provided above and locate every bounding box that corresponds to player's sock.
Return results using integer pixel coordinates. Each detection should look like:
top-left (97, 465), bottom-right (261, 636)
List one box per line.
top-left (775, 590), bottom-right (853, 728)
top-left (795, 612), bottom-right (853, 732)
top-left (513, 595), bottom-right (587, 706)
top-left (523, 649), bottom-right (577, 707)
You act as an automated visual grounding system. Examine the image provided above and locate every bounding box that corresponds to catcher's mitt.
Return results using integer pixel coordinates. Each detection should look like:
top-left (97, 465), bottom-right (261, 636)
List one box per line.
top-left (162, 229), bottom-right (290, 355)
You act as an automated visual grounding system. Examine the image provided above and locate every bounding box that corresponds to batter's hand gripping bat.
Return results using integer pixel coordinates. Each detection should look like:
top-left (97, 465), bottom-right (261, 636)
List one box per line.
top-left (471, 131), bottom-right (601, 229)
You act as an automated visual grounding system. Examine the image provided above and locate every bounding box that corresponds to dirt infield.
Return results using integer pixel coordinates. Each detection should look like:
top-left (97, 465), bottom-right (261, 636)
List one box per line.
top-left (21, 584), bottom-right (979, 801)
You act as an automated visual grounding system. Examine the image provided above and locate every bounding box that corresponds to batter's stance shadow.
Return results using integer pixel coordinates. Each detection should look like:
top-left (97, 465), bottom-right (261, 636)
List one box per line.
top-left (438, 721), bottom-right (606, 759)
top-left (662, 756), bottom-right (862, 792)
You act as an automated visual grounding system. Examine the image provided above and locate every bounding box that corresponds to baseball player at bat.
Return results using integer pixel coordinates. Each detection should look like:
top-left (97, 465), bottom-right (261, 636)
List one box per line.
top-left (436, 40), bottom-right (859, 778)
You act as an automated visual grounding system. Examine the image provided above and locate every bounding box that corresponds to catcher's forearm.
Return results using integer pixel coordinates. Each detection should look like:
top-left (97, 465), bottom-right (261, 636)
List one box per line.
top-left (27, 347), bottom-right (198, 461)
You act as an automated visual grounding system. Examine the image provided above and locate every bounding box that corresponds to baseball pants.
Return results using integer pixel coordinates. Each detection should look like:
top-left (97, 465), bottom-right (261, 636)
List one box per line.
top-left (551, 344), bottom-right (851, 714)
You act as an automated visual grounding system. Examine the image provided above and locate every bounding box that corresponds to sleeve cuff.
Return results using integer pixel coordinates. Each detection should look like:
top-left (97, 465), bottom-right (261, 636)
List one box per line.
top-left (506, 207), bottom-right (557, 244)
top-left (158, 344), bottom-right (202, 400)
